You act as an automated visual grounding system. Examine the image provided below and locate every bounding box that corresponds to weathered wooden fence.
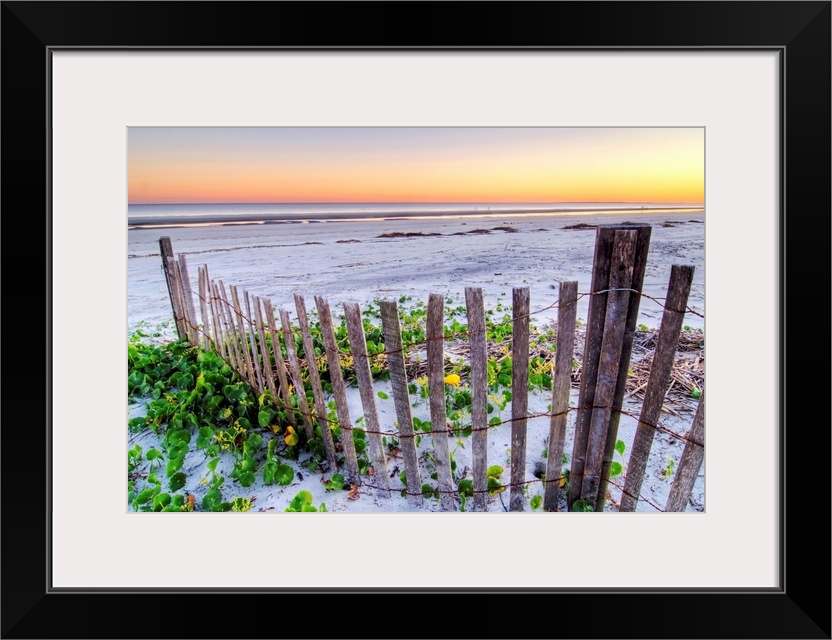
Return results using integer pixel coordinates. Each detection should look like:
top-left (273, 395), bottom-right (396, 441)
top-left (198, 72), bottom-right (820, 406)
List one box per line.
top-left (156, 222), bottom-right (704, 512)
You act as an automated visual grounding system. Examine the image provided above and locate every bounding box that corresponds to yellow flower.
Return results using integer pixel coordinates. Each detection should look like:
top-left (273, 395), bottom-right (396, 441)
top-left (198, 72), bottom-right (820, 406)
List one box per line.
top-left (416, 375), bottom-right (428, 386)
top-left (444, 373), bottom-right (461, 386)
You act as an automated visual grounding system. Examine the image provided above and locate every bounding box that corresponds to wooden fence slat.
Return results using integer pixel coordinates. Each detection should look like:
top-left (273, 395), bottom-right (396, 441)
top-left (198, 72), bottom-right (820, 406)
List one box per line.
top-left (158, 237), bottom-right (184, 339)
top-left (427, 293), bottom-right (455, 511)
top-left (315, 296), bottom-right (360, 486)
top-left (464, 288), bottom-right (488, 511)
top-left (244, 291), bottom-right (265, 394)
top-left (509, 287), bottom-right (531, 511)
top-left (208, 280), bottom-right (228, 361)
top-left (597, 224), bottom-right (652, 504)
top-left (263, 299), bottom-right (296, 427)
top-left (197, 266), bottom-right (212, 351)
top-left (178, 253), bottom-right (199, 344)
top-left (230, 286), bottom-right (256, 387)
top-left (218, 281), bottom-right (245, 378)
top-left (543, 281), bottom-right (578, 512)
top-left (164, 256), bottom-right (188, 341)
top-left (620, 264), bottom-right (695, 512)
top-left (379, 300), bottom-right (422, 507)
top-left (252, 295), bottom-right (278, 403)
top-left (344, 302), bottom-right (390, 492)
top-left (665, 391), bottom-right (705, 512)
top-left (279, 308), bottom-right (315, 441)
top-left (580, 229), bottom-right (637, 509)
top-left (569, 226), bottom-right (615, 507)
top-left (294, 294), bottom-right (339, 473)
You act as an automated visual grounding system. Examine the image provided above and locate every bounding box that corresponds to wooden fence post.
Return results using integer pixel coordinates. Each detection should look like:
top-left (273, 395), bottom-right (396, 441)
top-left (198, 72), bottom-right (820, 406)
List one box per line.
top-left (244, 291), bottom-right (265, 394)
top-left (620, 264), bottom-right (695, 512)
top-left (568, 226), bottom-right (615, 508)
top-left (597, 224), bottom-right (652, 505)
top-left (665, 391), bottom-right (704, 512)
top-left (177, 254), bottom-right (199, 344)
top-left (379, 300), bottom-right (423, 506)
top-left (230, 286), bottom-right (256, 387)
top-left (464, 287), bottom-right (489, 511)
top-left (509, 287), bottom-right (531, 512)
top-left (543, 280), bottom-right (578, 512)
top-left (427, 293), bottom-right (455, 511)
top-left (580, 230), bottom-right (636, 509)
top-left (294, 294), bottom-right (339, 473)
top-left (315, 296), bottom-right (360, 486)
top-left (344, 302), bottom-right (390, 492)
top-left (218, 281), bottom-right (244, 378)
top-left (158, 237), bottom-right (184, 340)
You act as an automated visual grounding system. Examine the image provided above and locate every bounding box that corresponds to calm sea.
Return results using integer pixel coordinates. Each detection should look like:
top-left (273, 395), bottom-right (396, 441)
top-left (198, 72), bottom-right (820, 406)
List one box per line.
top-left (128, 202), bottom-right (703, 228)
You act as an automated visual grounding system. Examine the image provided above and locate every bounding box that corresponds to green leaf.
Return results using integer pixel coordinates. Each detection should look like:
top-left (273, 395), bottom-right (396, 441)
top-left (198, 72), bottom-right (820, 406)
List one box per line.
top-left (487, 477), bottom-right (505, 495)
top-left (615, 440), bottom-right (626, 456)
top-left (610, 461), bottom-right (623, 478)
top-left (287, 490), bottom-right (314, 511)
top-left (169, 472), bottom-right (187, 492)
top-left (166, 457), bottom-right (184, 478)
top-left (247, 432), bottom-right (263, 451)
top-left (152, 493), bottom-right (171, 512)
top-left (207, 457), bottom-right (220, 473)
top-left (530, 494), bottom-right (543, 510)
top-left (167, 428), bottom-right (191, 447)
top-left (488, 416), bottom-right (502, 426)
top-left (276, 464), bottom-right (294, 486)
top-left (572, 499), bottom-right (594, 512)
top-left (134, 488), bottom-right (154, 505)
top-left (325, 473), bottom-right (345, 491)
top-left (377, 391), bottom-right (389, 400)
top-left (145, 448), bottom-right (163, 461)
top-left (691, 388), bottom-right (702, 399)
top-left (238, 470), bottom-right (256, 488)
top-left (263, 461), bottom-right (278, 485)
top-left (486, 465), bottom-right (504, 478)
top-left (202, 488), bottom-right (223, 512)
top-left (258, 408), bottom-right (272, 427)
top-left (196, 427), bottom-right (215, 450)
top-left (458, 478), bottom-right (474, 497)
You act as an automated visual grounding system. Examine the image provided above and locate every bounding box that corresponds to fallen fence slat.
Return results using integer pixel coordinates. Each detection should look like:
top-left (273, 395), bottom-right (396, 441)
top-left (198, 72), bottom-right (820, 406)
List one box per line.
top-left (620, 264), bottom-right (695, 512)
top-left (665, 391), bottom-right (705, 512)
top-left (294, 294), bottom-right (339, 473)
top-left (279, 308), bottom-right (315, 441)
top-left (315, 296), bottom-right (360, 486)
top-left (509, 287), bottom-right (531, 512)
top-left (344, 302), bottom-right (390, 492)
top-left (581, 229), bottom-right (636, 509)
top-left (427, 293), bottom-right (455, 511)
top-left (544, 280), bottom-right (578, 512)
top-left (379, 300), bottom-right (422, 506)
top-left (464, 287), bottom-right (488, 511)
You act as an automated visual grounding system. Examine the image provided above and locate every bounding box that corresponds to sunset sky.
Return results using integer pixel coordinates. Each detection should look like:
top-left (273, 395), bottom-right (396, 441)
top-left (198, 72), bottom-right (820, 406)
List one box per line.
top-left (128, 127), bottom-right (704, 204)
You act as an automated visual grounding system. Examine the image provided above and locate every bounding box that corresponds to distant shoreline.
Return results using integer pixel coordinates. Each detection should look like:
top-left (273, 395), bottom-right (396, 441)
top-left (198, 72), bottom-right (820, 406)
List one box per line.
top-left (128, 206), bottom-right (704, 230)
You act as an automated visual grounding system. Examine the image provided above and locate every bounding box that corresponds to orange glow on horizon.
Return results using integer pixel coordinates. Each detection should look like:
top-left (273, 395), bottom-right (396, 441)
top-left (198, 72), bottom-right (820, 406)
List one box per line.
top-left (129, 128), bottom-right (704, 205)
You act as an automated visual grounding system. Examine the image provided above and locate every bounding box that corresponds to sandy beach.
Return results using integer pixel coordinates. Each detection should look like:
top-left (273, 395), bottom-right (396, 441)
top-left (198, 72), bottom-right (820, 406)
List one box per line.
top-left (128, 210), bottom-right (705, 513)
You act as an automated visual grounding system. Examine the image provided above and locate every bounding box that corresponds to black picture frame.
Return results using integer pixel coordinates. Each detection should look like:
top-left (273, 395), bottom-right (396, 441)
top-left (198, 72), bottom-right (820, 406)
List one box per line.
top-left (2, 2), bottom-right (829, 638)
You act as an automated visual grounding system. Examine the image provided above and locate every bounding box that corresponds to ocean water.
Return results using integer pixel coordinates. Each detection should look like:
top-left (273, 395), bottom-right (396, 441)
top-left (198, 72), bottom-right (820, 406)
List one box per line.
top-left (127, 202), bottom-right (703, 228)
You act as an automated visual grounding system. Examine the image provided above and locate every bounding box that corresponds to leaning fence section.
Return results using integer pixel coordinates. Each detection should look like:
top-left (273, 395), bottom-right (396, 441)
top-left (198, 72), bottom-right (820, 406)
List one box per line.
top-left (155, 224), bottom-right (704, 513)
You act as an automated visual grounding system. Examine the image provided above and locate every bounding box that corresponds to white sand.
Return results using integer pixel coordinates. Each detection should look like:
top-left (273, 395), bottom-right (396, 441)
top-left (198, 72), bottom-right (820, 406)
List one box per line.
top-left (128, 211), bottom-right (705, 513)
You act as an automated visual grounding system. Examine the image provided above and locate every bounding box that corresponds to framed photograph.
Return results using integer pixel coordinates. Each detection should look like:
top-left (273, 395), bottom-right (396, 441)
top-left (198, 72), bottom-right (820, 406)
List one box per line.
top-left (2, 2), bottom-right (829, 638)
